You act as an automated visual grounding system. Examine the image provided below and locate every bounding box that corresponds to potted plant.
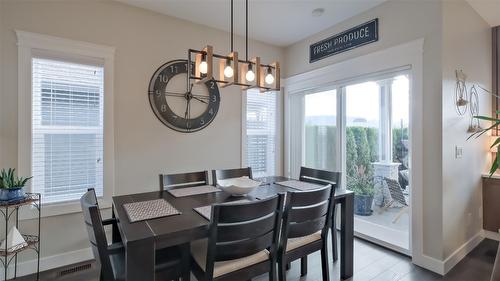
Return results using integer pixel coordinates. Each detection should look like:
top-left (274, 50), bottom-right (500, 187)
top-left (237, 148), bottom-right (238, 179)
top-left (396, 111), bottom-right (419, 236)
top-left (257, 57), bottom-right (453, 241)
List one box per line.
top-left (0, 168), bottom-right (32, 202)
top-left (347, 166), bottom-right (375, 216)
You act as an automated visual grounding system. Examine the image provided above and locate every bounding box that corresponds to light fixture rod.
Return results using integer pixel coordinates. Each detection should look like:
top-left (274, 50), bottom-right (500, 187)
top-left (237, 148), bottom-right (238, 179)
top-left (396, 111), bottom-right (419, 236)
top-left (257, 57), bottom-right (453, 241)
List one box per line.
top-left (245, 0), bottom-right (248, 62)
top-left (230, 0), bottom-right (234, 53)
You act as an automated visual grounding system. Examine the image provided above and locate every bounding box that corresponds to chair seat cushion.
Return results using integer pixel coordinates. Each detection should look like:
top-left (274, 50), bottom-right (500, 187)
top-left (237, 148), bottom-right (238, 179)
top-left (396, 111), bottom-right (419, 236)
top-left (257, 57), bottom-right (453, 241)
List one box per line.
top-left (191, 239), bottom-right (270, 278)
top-left (286, 231), bottom-right (322, 252)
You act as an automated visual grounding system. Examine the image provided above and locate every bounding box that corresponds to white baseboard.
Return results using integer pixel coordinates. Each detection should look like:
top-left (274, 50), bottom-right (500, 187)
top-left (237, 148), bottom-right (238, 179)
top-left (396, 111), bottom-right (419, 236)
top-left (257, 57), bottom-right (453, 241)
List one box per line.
top-left (412, 253), bottom-right (446, 275)
top-left (0, 247), bottom-right (93, 279)
top-left (412, 231), bottom-right (485, 275)
top-left (443, 231), bottom-right (484, 274)
top-left (484, 230), bottom-right (500, 241)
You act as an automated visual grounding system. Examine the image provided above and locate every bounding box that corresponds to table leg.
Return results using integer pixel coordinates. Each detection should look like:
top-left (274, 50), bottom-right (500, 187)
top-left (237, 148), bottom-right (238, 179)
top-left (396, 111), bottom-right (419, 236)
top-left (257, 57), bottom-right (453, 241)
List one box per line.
top-left (340, 194), bottom-right (354, 280)
top-left (126, 237), bottom-right (155, 281)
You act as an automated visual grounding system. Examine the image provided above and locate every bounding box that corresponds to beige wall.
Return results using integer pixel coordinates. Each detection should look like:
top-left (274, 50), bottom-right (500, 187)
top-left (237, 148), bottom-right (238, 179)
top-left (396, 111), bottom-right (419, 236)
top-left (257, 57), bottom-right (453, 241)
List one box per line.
top-left (285, 0), bottom-right (445, 261)
top-left (0, 0), bottom-right (283, 265)
top-left (441, 0), bottom-right (491, 258)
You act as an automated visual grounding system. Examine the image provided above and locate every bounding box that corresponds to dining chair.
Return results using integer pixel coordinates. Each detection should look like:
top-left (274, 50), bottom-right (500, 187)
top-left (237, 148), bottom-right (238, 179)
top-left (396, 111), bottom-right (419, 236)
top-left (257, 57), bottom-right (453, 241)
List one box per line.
top-left (278, 185), bottom-right (335, 281)
top-left (160, 170), bottom-right (209, 191)
top-left (299, 166), bottom-right (341, 266)
top-left (81, 189), bottom-right (185, 281)
top-left (211, 167), bottom-right (253, 186)
top-left (190, 194), bottom-right (285, 281)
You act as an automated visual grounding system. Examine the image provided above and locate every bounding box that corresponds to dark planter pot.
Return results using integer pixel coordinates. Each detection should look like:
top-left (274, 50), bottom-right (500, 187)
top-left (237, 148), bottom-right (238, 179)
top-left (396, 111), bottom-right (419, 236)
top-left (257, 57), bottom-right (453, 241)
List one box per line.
top-left (354, 194), bottom-right (373, 216)
top-left (0, 187), bottom-right (25, 202)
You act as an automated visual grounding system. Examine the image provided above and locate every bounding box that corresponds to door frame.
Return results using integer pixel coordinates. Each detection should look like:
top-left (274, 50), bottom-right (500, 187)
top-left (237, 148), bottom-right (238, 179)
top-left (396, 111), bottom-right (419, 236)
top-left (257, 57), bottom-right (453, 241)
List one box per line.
top-left (284, 39), bottom-right (424, 260)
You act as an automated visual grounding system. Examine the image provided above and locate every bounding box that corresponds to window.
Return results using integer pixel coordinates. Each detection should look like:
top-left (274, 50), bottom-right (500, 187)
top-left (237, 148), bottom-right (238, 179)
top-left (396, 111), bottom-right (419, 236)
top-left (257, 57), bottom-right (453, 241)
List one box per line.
top-left (31, 58), bottom-right (104, 204)
top-left (244, 89), bottom-right (278, 178)
top-left (17, 30), bottom-right (115, 214)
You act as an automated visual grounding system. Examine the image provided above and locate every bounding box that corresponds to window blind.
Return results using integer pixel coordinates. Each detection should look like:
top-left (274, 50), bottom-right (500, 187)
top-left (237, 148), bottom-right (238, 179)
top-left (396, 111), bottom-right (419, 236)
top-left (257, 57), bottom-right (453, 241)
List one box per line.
top-left (32, 58), bottom-right (104, 204)
top-left (245, 89), bottom-right (277, 177)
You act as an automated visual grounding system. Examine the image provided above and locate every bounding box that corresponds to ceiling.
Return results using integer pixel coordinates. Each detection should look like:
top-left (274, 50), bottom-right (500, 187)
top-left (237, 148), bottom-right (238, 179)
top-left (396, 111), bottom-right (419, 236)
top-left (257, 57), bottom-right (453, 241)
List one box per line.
top-left (116, 0), bottom-right (388, 47)
top-left (466, 0), bottom-right (500, 27)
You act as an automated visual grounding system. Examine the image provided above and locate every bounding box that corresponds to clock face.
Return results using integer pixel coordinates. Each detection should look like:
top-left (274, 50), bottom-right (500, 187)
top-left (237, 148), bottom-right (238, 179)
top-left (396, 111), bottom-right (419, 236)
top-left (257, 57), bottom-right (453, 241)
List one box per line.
top-left (148, 59), bottom-right (220, 133)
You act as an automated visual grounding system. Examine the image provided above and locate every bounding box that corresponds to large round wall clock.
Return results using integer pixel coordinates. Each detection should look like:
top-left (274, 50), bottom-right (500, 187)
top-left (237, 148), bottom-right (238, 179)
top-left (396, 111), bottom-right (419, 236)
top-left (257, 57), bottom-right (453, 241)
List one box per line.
top-left (148, 59), bottom-right (220, 133)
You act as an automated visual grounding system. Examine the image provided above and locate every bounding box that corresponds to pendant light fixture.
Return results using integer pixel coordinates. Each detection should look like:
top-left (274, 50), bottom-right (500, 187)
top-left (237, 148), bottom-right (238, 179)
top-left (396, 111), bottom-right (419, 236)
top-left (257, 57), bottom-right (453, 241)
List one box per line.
top-left (187, 0), bottom-right (280, 91)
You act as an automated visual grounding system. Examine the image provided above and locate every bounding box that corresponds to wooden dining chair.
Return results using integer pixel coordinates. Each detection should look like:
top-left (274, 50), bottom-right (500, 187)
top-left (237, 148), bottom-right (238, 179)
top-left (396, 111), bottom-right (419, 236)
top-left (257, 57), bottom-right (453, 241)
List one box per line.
top-left (211, 167), bottom-right (253, 186)
top-left (160, 170), bottom-right (209, 191)
top-left (190, 194), bottom-right (285, 281)
top-left (81, 189), bottom-right (185, 281)
top-left (278, 185), bottom-right (335, 281)
top-left (299, 167), bottom-right (341, 266)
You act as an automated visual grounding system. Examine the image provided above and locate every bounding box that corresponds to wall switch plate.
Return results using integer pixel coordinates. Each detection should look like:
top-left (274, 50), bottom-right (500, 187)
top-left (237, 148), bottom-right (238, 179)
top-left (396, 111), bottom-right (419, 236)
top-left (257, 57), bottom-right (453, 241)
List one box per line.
top-left (455, 146), bottom-right (464, 159)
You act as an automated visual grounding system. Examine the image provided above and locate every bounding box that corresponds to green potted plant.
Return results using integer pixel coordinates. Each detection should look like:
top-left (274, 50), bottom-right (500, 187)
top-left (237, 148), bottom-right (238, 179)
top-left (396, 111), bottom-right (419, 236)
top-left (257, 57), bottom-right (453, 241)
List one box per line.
top-left (0, 168), bottom-right (32, 202)
top-left (347, 165), bottom-right (375, 216)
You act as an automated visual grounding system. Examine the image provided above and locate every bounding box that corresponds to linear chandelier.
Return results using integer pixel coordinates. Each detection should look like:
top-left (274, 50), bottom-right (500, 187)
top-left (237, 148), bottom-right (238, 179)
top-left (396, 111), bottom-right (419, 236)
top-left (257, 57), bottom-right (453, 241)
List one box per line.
top-left (187, 0), bottom-right (280, 91)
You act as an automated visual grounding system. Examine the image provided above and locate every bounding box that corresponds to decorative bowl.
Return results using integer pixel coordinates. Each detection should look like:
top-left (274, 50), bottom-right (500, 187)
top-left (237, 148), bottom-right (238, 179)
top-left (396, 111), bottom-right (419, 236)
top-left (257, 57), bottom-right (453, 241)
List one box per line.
top-left (217, 177), bottom-right (261, 196)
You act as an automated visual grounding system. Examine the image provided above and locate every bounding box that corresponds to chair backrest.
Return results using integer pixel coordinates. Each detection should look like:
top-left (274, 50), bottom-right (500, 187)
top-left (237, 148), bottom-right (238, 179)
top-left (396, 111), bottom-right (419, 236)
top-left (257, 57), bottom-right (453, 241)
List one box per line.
top-left (299, 166), bottom-right (340, 187)
top-left (159, 171), bottom-right (209, 191)
top-left (205, 194), bottom-right (284, 277)
top-left (384, 177), bottom-right (407, 206)
top-left (80, 188), bottom-right (114, 280)
top-left (212, 167), bottom-right (253, 186)
top-left (280, 185), bottom-right (335, 250)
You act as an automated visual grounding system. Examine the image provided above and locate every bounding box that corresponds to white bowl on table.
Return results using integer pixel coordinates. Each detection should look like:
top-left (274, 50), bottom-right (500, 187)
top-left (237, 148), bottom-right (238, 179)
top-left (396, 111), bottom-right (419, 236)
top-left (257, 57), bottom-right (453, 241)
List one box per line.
top-left (217, 177), bottom-right (261, 196)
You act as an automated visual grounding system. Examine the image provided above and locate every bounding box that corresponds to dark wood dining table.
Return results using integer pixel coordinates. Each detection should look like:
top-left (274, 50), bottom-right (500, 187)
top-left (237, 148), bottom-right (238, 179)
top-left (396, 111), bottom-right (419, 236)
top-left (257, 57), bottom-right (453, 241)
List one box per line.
top-left (111, 176), bottom-right (354, 281)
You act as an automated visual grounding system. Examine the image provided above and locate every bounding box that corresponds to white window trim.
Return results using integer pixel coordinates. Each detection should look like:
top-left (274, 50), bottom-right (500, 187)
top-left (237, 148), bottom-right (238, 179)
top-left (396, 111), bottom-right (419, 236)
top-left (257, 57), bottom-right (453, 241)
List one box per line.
top-left (241, 89), bottom-right (282, 177)
top-left (16, 30), bottom-right (115, 218)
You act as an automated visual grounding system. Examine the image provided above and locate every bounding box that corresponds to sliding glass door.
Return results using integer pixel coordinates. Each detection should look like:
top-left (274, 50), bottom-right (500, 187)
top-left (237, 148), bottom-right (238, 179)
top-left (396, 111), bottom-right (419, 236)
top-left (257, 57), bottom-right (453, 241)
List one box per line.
top-left (344, 75), bottom-right (410, 253)
top-left (297, 71), bottom-right (411, 254)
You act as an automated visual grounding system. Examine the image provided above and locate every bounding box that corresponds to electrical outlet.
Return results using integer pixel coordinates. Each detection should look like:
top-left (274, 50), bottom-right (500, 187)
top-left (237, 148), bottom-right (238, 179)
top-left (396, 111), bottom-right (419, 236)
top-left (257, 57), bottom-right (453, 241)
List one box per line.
top-left (455, 146), bottom-right (463, 159)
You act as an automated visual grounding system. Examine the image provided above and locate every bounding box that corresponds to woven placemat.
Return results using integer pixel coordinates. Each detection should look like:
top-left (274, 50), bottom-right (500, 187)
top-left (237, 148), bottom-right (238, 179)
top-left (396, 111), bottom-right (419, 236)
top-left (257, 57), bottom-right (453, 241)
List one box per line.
top-left (124, 199), bottom-right (181, 223)
top-left (275, 180), bottom-right (328, 191)
top-left (194, 199), bottom-right (251, 220)
top-left (168, 185), bottom-right (221, 198)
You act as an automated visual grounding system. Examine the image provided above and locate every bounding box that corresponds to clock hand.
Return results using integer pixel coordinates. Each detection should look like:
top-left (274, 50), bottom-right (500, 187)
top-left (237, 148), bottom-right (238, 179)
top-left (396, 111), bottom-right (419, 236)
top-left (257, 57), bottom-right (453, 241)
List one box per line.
top-left (192, 96), bottom-right (208, 104)
top-left (165, 92), bottom-right (187, 98)
top-left (191, 94), bottom-right (210, 99)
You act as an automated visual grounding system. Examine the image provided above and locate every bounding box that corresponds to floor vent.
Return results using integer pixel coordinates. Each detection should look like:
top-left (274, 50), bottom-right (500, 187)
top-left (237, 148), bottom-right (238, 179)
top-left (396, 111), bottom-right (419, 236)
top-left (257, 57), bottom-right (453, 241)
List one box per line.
top-left (58, 263), bottom-right (92, 277)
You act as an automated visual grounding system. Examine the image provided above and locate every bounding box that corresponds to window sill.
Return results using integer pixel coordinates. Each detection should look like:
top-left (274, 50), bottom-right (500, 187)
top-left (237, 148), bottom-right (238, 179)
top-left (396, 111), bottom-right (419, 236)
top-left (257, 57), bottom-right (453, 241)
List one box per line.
top-left (18, 198), bottom-right (112, 220)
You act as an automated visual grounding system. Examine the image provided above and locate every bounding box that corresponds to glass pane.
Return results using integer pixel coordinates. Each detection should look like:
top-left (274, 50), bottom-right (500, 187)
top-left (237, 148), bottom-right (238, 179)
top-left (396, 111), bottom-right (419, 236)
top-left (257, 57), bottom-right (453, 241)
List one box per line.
top-left (345, 75), bottom-right (410, 252)
top-left (245, 90), bottom-right (277, 178)
top-left (304, 90), bottom-right (337, 171)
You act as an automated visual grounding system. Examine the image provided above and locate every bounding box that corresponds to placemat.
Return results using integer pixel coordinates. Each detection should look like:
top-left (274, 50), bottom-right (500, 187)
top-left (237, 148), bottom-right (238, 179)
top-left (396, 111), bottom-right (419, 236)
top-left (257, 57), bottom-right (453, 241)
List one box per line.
top-left (194, 199), bottom-right (251, 220)
top-left (275, 180), bottom-right (328, 191)
top-left (124, 199), bottom-right (181, 223)
top-left (168, 185), bottom-right (221, 198)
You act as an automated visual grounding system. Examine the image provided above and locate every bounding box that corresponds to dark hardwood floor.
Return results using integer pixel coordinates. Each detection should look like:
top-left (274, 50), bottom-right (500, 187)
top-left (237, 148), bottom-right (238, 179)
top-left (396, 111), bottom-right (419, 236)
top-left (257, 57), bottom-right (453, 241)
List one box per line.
top-left (13, 236), bottom-right (498, 281)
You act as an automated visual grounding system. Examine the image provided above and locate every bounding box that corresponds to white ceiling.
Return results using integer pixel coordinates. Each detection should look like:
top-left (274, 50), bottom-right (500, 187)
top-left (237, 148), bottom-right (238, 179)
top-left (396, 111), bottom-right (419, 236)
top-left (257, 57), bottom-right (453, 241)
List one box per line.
top-left (116, 0), bottom-right (388, 47)
top-left (466, 0), bottom-right (500, 27)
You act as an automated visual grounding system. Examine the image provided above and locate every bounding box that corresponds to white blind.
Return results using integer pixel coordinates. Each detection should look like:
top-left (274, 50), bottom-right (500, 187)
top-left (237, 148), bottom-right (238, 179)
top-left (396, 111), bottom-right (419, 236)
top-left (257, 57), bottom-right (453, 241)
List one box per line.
top-left (32, 58), bottom-right (104, 204)
top-left (245, 89), bottom-right (277, 178)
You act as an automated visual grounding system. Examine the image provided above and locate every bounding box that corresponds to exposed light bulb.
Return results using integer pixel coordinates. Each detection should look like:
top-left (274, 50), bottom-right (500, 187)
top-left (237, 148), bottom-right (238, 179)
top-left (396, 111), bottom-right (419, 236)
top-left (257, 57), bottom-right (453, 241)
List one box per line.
top-left (246, 69), bottom-right (255, 82)
top-left (224, 65), bottom-right (234, 78)
top-left (265, 67), bottom-right (274, 85)
top-left (199, 61), bottom-right (208, 74)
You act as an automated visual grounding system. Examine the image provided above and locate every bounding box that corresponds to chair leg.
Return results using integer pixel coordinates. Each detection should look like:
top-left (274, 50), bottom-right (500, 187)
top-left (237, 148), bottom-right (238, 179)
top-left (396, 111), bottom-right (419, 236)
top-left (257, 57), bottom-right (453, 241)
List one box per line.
top-left (321, 245), bottom-right (330, 281)
top-left (392, 206), bottom-right (409, 224)
top-left (300, 256), bottom-right (308, 276)
top-left (278, 259), bottom-right (287, 281)
top-left (269, 259), bottom-right (278, 281)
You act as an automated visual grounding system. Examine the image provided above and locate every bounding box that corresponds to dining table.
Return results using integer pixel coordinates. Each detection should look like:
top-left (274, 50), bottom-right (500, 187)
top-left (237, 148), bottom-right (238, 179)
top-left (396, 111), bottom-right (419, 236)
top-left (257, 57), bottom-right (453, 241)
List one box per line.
top-left (111, 176), bottom-right (354, 281)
